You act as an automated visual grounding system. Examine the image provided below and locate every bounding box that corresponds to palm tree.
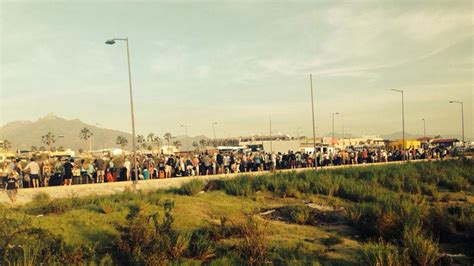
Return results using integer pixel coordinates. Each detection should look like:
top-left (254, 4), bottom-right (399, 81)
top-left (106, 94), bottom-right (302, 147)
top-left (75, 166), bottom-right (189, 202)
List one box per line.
top-left (41, 132), bottom-right (56, 151)
top-left (173, 140), bottom-right (181, 150)
top-left (153, 136), bottom-right (161, 148)
top-left (116, 135), bottom-right (128, 149)
top-left (137, 134), bottom-right (146, 150)
top-left (79, 127), bottom-right (93, 151)
top-left (2, 140), bottom-right (12, 151)
top-left (152, 136), bottom-right (161, 153)
top-left (199, 139), bottom-right (207, 148)
top-left (147, 133), bottom-right (155, 143)
top-left (163, 133), bottom-right (173, 146)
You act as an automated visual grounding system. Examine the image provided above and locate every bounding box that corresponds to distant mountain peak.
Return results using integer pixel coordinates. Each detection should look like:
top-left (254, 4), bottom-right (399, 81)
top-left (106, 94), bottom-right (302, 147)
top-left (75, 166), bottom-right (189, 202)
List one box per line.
top-left (39, 112), bottom-right (62, 121)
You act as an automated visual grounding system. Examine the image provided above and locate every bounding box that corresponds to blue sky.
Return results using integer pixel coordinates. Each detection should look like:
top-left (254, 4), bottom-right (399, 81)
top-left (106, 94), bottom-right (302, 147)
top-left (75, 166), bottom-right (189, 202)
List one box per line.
top-left (1, 0), bottom-right (472, 139)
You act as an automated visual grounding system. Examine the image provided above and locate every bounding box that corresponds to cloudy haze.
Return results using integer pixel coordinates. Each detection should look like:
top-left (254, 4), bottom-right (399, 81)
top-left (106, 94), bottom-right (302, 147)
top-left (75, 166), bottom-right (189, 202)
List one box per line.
top-left (1, 0), bottom-right (472, 140)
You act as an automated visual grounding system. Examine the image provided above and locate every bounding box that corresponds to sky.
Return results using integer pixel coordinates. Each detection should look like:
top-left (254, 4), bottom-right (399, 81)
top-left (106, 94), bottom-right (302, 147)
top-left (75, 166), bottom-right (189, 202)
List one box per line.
top-left (1, 0), bottom-right (473, 140)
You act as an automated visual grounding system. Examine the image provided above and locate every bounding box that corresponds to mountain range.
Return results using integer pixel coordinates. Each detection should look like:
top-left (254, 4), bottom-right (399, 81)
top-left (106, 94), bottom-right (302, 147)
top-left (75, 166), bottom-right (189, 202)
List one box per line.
top-left (0, 113), bottom-right (208, 151)
top-left (0, 114), bottom-right (463, 151)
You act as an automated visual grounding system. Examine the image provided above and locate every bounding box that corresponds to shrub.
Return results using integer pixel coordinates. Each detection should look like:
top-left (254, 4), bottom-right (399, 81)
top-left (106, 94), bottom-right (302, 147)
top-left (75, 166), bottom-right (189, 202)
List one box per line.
top-left (27, 199), bottom-right (72, 215)
top-left (403, 225), bottom-right (440, 266)
top-left (347, 195), bottom-right (428, 241)
top-left (178, 179), bottom-right (206, 196)
top-left (439, 175), bottom-right (470, 192)
top-left (357, 241), bottom-right (408, 266)
top-left (277, 205), bottom-right (314, 225)
top-left (223, 177), bottom-right (254, 196)
top-left (115, 200), bottom-right (188, 265)
top-left (188, 229), bottom-right (216, 261)
top-left (98, 199), bottom-right (118, 214)
top-left (335, 179), bottom-right (382, 202)
top-left (0, 213), bottom-right (93, 264)
top-left (420, 183), bottom-right (437, 197)
top-left (321, 235), bottom-right (343, 250)
top-left (236, 216), bottom-right (269, 266)
top-left (425, 205), bottom-right (474, 243)
top-left (32, 192), bottom-right (51, 204)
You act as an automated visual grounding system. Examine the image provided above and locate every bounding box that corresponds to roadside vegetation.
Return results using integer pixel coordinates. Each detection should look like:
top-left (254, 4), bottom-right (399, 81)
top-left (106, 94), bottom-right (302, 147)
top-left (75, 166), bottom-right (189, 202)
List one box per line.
top-left (1, 158), bottom-right (473, 265)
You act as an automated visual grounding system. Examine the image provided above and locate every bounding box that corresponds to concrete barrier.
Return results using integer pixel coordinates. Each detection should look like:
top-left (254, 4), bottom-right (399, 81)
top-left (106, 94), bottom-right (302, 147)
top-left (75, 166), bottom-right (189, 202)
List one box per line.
top-left (0, 158), bottom-right (451, 206)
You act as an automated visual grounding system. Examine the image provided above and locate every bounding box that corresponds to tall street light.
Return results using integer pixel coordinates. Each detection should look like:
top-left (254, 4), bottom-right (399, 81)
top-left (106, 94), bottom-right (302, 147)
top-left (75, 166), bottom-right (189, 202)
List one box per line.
top-left (449, 101), bottom-right (464, 144)
top-left (332, 112), bottom-right (339, 147)
top-left (421, 119), bottom-right (426, 138)
top-left (342, 115), bottom-right (345, 139)
top-left (212, 122), bottom-right (218, 147)
top-left (105, 37), bottom-right (138, 183)
top-left (269, 116), bottom-right (273, 154)
top-left (181, 125), bottom-right (189, 151)
top-left (95, 123), bottom-right (105, 153)
top-left (309, 74), bottom-right (317, 169)
top-left (391, 89), bottom-right (405, 160)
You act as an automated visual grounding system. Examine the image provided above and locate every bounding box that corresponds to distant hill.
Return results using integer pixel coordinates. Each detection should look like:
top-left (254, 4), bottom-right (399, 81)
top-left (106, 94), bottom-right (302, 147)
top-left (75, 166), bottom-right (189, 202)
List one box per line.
top-left (0, 113), bottom-right (133, 151)
top-left (380, 131), bottom-right (421, 140)
top-left (0, 113), bottom-right (211, 152)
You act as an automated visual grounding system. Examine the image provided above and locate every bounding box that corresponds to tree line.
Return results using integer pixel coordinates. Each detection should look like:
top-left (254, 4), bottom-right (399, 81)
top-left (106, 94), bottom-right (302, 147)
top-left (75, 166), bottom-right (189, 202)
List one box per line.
top-left (1, 127), bottom-right (239, 153)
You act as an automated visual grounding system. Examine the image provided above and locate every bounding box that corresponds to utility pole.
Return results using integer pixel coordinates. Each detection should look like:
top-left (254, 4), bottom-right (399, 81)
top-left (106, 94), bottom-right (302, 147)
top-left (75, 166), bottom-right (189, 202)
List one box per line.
top-left (391, 89), bottom-right (405, 161)
top-left (332, 112), bottom-right (339, 148)
top-left (181, 125), bottom-right (189, 151)
top-left (421, 119), bottom-right (426, 138)
top-left (212, 122), bottom-right (217, 147)
top-left (269, 116), bottom-right (273, 154)
top-left (105, 37), bottom-right (138, 183)
top-left (449, 101), bottom-right (465, 144)
top-left (310, 74), bottom-right (317, 169)
top-left (96, 123), bottom-right (104, 152)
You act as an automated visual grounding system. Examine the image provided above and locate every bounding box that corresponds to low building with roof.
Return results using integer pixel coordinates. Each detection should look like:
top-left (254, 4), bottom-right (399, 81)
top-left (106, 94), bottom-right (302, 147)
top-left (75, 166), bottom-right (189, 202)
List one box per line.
top-left (430, 138), bottom-right (460, 148)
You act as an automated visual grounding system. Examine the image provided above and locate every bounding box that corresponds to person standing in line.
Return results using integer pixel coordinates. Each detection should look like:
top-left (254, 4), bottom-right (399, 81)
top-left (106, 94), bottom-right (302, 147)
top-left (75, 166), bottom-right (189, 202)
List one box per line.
top-left (63, 158), bottom-right (74, 186)
top-left (216, 152), bottom-right (224, 174)
top-left (42, 160), bottom-right (52, 187)
top-left (72, 163), bottom-right (81, 185)
top-left (192, 155), bottom-right (200, 176)
top-left (14, 158), bottom-right (23, 189)
top-left (123, 158), bottom-right (131, 180)
top-left (95, 158), bottom-right (105, 183)
top-left (24, 158), bottom-right (40, 188)
top-left (50, 158), bottom-right (64, 186)
top-left (5, 171), bottom-right (19, 204)
top-left (165, 155), bottom-right (174, 178)
top-left (230, 153), bottom-right (236, 173)
top-left (271, 152), bottom-right (277, 171)
top-left (106, 160), bottom-right (115, 182)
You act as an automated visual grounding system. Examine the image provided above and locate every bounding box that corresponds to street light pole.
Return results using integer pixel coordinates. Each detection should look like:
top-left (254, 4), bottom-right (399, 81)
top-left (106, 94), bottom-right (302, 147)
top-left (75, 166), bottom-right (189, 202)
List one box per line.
top-left (181, 125), bottom-right (189, 151)
top-left (449, 101), bottom-right (465, 144)
top-left (309, 74), bottom-right (317, 169)
top-left (421, 119), bottom-right (426, 138)
top-left (332, 112), bottom-right (339, 148)
top-left (95, 123), bottom-right (105, 153)
top-left (391, 89), bottom-right (405, 161)
top-left (269, 116), bottom-right (273, 154)
top-left (212, 122), bottom-right (217, 147)
top-left (105, 37), bottom-right (138, 183)
top-left (342, 116), bottom-right (345, 139)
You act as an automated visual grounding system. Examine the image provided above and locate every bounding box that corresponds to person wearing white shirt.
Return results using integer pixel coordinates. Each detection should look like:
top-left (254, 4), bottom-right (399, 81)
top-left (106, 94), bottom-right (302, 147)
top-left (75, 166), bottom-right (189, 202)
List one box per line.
top-left (24, 158), bottom-right (40, 188)
top-left (123, 158), bottom-right (131, 181)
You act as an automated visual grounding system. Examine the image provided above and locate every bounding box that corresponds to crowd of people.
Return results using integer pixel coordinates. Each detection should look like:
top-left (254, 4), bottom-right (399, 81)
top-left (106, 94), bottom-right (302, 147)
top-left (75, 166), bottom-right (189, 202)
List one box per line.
top-left (1, 145), bottom-right (458, 203)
